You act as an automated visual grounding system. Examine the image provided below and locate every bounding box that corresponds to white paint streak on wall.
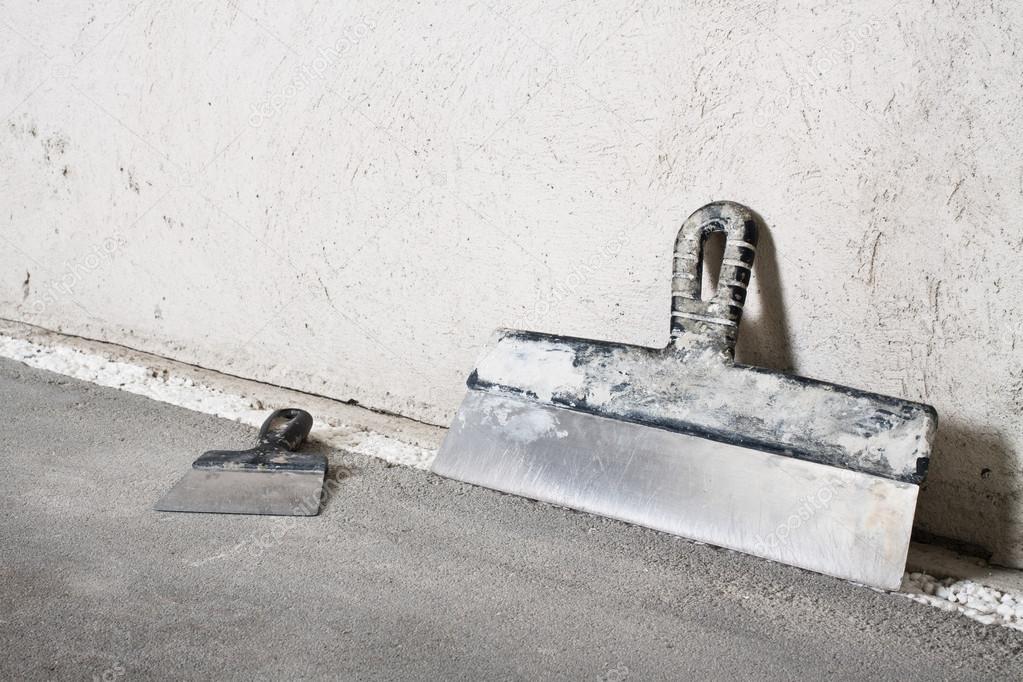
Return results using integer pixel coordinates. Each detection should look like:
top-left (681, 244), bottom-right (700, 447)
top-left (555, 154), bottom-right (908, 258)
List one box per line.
top-left (0, 2), bottom-right (1021, 565)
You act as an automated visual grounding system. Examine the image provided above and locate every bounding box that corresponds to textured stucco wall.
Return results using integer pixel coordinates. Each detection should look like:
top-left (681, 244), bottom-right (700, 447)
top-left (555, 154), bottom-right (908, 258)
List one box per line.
top-left (1, 1), bottom-right (1021, 565)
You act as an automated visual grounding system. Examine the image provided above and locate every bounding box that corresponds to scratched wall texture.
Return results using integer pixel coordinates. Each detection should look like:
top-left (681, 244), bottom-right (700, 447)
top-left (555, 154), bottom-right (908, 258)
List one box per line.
top-left (1, 2), bottom-right (1021, 565)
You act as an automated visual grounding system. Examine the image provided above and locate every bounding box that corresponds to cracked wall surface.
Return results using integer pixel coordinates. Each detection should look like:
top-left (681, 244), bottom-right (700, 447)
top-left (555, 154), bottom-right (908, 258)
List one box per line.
top-left (1, 1), bottom-right (1021, 566)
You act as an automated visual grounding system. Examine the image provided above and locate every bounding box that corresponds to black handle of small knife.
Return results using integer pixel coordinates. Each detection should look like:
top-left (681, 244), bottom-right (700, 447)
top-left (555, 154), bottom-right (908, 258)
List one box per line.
top-left (258, 408), bottom-right (314, 451)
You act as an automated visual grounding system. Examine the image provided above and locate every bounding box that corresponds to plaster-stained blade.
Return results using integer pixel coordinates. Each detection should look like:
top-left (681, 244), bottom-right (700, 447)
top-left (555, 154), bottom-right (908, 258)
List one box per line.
top-left (155, 409), bottom-right (326, 517)
top-left (431, 201), bottom-right (937, 590)
top-left (436, 392), bottom-right (920, 589)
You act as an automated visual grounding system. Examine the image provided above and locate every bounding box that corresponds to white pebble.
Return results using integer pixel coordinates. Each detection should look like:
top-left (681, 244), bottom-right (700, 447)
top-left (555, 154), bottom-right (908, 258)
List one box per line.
top-left (895, 571), bottom-right (1023, 632)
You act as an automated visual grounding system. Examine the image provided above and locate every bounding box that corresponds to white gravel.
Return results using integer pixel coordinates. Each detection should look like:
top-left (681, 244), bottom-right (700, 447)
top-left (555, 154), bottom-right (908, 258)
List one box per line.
top-left (2, 332), bottom-right (1021, 634)
top-left (901, 572), bottom-right (1023, 631)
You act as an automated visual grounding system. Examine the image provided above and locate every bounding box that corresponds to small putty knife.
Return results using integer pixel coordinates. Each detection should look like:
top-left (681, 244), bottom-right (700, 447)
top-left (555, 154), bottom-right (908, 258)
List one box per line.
top-left (155, 408), bottom-right (326, 516)
top-left (432, 201), bottom-right (938, 590)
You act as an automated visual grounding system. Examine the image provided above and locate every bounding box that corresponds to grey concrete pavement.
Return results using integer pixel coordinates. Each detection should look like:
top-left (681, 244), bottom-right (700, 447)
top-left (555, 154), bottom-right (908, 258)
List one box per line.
top-left (1, 357), bottom-right (1021, 680)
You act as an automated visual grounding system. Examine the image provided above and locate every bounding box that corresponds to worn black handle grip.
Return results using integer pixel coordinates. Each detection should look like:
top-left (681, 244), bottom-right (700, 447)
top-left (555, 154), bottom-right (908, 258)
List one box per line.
top-left (258, 408), bottom-right (314, 451)
top-left (670, 201), bottom-right (759, 355)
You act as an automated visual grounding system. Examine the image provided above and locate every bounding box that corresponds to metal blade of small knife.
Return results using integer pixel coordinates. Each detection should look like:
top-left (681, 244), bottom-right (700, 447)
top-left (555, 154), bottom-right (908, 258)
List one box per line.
top-left (155, 468), bottom-right (325, 516)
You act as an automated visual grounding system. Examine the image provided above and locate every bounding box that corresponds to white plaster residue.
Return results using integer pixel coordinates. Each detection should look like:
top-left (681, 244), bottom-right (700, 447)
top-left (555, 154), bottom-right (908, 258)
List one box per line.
top-left (342, 430), bottom-right (436, 468)
top-left (587, 383), bottom-right (614, 405)
top-left (476, 333), bottom-right (934, 480)
top-left (900, 572), bottom-right (1023, 631)
top-left (476, 394), bottom-right (568, 444)
top-left (484, 402), bottom-right (568, 445)
top-left (501, 409), bottom-right (568, 444)
top-left (476, 334), bottom-right (585, 402)
top-left (0, 335), bottom-right (436, 469)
